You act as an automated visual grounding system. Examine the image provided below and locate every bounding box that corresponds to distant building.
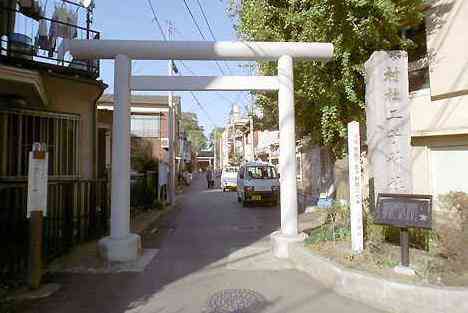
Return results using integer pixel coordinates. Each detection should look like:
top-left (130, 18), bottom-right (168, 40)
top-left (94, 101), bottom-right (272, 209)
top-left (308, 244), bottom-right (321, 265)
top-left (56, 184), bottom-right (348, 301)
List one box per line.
top-left (97, 94), bottom-right (182, 174)
top-left (196, 149), bottom-right (214, 170)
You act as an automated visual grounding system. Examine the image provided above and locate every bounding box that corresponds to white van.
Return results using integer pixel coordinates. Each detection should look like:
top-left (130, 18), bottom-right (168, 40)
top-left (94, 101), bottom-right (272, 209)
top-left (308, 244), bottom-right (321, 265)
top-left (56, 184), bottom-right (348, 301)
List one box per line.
top-left (221, 166), bottom-right (239, 191)
top-left (237, 161), bottom-right (280, 207)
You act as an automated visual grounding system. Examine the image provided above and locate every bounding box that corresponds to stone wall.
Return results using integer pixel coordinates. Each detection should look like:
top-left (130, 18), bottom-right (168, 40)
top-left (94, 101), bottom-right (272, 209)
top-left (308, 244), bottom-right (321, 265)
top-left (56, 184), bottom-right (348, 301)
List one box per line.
top-left (298, 144), bottom-right (350, 208)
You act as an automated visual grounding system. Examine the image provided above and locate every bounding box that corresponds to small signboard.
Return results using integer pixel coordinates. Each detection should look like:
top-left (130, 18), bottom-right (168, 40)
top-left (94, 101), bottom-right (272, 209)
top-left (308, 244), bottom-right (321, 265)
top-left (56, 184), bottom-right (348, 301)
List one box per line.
top-left (375, 193), bottom-right (432, 229)
top-left (27, 144), bottom-right (48, 218)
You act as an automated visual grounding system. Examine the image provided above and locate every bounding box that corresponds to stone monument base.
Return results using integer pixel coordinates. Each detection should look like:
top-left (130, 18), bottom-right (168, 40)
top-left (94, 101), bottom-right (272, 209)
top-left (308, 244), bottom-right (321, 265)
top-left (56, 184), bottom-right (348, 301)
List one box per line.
top-left (271, 231), bottom-right (307, 258)
top-left (98, 233), bottom-right (141, 262)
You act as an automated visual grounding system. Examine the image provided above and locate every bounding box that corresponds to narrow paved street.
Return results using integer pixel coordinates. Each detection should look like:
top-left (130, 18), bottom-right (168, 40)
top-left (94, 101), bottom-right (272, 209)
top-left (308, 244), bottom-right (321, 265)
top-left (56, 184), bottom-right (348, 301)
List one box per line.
top-left (22, 174), bottom-right (384, 313)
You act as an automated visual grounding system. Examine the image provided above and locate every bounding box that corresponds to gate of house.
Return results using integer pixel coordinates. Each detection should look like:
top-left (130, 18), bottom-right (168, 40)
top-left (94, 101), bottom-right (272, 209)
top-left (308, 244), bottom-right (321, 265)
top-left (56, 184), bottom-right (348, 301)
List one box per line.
top-left (65, 39), bottom-right (334, 261)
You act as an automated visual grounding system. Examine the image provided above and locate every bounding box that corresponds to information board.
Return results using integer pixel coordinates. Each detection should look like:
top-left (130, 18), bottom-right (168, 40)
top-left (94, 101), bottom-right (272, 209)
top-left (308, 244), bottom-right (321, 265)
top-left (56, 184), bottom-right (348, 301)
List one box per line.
top-left (375, 193), bottom-right (432, 229)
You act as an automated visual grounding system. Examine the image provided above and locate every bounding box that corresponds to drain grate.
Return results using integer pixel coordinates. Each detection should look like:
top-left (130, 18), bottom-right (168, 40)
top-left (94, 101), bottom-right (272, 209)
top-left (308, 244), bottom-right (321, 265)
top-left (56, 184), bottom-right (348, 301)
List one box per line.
top-left (204, 289), bottom-right (268, 313)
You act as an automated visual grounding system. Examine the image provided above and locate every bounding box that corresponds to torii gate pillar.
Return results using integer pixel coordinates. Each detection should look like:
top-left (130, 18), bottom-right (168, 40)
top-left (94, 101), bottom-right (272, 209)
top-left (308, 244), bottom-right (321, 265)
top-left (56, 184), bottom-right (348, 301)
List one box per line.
top-left (98, 54), bottom-right (141, 262)
top-left (270, 55), bottom-right (307, 258)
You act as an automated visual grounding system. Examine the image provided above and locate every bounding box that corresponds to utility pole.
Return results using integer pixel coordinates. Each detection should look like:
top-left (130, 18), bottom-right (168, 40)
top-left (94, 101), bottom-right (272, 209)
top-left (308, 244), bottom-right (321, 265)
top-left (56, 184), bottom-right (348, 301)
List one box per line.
top-left (213, 129), bottom-right (217, 172)
top-left (167, 21), bottom-right (176, 204)
top-left (239, 63), bottom-right (256, 161)
top-left (249, 109), bottom-right (254, 161)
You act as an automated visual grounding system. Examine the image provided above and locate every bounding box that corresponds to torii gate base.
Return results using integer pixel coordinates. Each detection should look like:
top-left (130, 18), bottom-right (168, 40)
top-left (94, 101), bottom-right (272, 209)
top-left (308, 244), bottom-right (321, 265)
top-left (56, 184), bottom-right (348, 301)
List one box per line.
top-left (66, 40), bottom-right (333, 261)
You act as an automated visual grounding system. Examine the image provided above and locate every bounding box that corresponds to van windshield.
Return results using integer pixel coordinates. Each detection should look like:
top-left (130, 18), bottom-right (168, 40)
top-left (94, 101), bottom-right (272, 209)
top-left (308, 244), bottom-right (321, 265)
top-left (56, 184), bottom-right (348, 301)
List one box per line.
top-left (246, 166), bottom-right (277, 179)
top-left (224, 167), bottom-right (238, 173)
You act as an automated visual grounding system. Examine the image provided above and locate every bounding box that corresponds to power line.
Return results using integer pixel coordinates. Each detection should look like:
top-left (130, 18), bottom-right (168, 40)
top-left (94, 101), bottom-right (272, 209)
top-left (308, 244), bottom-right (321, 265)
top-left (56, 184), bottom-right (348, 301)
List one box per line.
top-left (143, 3), bottom-right (217, 135)
top-left (146, 0), bottom-right (167, 40)
top-left (180, 0), bottom-right (227, 75)
top-left (172, 59), bottom-right (219, 128)
top-left (181, 0), bottom-right (207, 40)
top-left (189, 91), bottom-right (218, 128)
top-left (177, 59), bottom-right (238, 107)
top-left (194, 0), bottom-right (233, 75)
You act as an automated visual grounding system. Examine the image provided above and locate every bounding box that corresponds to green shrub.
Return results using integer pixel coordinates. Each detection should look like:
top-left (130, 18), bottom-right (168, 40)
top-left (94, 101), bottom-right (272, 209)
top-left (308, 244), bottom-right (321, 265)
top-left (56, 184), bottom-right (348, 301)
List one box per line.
top-left (433, 192), bottom-right (468, 263)
top-left (306, 224), bottom-right (351, 245)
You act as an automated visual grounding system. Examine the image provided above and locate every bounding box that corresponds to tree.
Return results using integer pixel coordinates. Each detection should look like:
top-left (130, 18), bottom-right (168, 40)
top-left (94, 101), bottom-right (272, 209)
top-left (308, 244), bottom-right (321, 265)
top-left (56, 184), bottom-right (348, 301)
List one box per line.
top-left (180, 112), bottom-right (208, 153)
top-left (230, 0), bottom-right (425, 158)
top-left (209, 127), bottom-right (225, 147)
top-left (131, 135), bottom-right (158, 172)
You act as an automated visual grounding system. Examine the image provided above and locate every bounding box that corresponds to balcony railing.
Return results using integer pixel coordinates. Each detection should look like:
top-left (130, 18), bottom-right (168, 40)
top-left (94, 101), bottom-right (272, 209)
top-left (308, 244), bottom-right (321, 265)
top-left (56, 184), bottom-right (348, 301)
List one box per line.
top-left (0, 6), bottom-right (100, 78)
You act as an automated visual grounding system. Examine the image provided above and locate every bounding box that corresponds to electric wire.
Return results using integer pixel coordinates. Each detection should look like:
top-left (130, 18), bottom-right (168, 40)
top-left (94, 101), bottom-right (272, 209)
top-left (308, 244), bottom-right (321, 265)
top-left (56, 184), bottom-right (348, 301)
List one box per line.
top-left (194, 0), bottom-right (233, 75)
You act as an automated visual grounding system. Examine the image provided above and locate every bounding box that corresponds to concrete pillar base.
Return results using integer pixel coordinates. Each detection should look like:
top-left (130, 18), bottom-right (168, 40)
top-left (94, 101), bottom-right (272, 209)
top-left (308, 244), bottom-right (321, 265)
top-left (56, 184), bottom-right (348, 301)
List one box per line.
top-left (98, 233), bottom-right (142, 262)
top-left (271, 231), bottom-right (307, 259)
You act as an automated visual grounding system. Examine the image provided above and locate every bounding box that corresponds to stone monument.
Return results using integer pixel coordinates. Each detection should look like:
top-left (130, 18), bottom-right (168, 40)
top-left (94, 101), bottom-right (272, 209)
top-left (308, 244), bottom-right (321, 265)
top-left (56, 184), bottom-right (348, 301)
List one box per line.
top-left (365, 51), bottom-right (412, 197)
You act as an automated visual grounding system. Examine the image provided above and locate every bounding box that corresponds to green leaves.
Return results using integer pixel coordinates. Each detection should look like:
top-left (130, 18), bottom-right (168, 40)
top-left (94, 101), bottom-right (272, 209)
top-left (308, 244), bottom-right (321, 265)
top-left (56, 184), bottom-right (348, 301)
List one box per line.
top-left (180, 112), bottom-right (208, 153)
top-left (232, 0), bottom-right (424, 158)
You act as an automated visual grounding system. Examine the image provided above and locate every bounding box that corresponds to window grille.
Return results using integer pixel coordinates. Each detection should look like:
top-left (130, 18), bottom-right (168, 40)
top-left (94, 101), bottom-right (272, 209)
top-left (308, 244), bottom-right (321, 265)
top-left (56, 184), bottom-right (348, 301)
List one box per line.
top-left (0, 108), bottom-right (80, 177)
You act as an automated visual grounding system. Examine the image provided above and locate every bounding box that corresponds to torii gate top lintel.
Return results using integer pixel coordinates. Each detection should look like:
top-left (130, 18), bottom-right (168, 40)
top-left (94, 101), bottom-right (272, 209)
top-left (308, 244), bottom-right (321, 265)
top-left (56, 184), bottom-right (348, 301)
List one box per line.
top-left (66, 40), bottom-right (334, 61)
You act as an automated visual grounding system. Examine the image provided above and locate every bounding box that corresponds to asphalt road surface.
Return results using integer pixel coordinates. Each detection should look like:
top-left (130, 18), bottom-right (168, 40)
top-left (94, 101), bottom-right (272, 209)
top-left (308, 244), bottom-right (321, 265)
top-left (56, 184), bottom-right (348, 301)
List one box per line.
top-left (20, 174), bottom-right (385, 313)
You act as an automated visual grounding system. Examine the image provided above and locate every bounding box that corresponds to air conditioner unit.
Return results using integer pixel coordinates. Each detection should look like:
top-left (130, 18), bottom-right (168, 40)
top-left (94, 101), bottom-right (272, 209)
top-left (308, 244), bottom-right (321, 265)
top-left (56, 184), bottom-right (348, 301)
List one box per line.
top-left (161, 138), bottom-right (169, 148)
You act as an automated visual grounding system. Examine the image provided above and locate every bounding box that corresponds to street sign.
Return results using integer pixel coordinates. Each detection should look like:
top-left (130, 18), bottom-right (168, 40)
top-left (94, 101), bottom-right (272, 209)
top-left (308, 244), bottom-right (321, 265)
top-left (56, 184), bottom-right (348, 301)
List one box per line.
top-left (375, 193), bottom-right (432, 229)
top-left (27, 143), bottom-right (48, 218)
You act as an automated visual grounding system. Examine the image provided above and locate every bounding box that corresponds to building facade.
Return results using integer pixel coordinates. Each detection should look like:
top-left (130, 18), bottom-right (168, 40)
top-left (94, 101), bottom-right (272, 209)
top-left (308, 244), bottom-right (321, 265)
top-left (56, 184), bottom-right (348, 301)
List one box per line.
top-left (0, 0), bottom-right (107, 279)
top-left (97, 94), bottom-right (182, 171)
top-left (409, 0), bottom-right (468, 200)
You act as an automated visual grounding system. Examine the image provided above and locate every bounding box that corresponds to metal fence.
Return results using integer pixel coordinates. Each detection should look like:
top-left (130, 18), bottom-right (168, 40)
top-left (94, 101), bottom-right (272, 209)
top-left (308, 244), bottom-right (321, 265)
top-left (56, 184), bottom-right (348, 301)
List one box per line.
top-left (0, 178), bottom-right (109, 280)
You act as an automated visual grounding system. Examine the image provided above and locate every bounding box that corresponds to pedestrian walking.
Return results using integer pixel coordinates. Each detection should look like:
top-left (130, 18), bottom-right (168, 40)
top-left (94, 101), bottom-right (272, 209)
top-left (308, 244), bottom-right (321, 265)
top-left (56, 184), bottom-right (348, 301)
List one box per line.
top-left (206, 167), bottom-right (214, 188)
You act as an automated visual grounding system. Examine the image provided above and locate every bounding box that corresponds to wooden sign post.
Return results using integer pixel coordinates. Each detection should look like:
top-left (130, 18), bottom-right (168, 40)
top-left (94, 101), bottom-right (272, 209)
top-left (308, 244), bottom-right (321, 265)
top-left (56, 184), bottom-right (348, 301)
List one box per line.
top-left (27, 143), bottom-right (48, 289)
top-left (375, 193), bottom-right (432, 274)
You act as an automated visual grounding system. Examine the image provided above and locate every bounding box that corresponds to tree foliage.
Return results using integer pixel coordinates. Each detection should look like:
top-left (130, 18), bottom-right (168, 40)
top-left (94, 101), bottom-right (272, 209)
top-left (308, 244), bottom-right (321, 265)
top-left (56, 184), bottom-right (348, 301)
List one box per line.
top-left (131, 135), bottom-right (158, 173)
top-left (180, 112), bottom-right (208, 153)
top-left (230, 0), bottom-right (425, 157)
top-left (209, 127), bottom-right (225, 146)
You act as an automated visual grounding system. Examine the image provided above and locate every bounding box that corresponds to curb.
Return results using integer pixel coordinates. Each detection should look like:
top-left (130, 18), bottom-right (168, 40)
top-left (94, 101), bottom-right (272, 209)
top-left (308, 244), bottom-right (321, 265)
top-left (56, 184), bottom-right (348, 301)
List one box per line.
top-left (289, 243), bottom-right (468, 313)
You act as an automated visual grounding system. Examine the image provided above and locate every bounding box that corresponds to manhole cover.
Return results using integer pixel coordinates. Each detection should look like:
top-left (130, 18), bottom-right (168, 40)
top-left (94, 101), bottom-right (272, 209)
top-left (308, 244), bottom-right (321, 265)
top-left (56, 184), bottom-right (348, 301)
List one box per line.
top-left (204, 289), bottom-right (268, 313)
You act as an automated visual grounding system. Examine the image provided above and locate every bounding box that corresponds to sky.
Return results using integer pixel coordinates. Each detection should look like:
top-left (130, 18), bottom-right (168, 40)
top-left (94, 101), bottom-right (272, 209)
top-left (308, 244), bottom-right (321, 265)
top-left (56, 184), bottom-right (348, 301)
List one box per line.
top-left (92, 0), bottom-right (254, 136)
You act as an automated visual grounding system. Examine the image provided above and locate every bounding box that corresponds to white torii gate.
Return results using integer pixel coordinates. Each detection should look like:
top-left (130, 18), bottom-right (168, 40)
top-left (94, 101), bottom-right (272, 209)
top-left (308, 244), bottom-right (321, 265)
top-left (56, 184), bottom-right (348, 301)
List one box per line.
top-left (66, 40), bottom-right (333, 261)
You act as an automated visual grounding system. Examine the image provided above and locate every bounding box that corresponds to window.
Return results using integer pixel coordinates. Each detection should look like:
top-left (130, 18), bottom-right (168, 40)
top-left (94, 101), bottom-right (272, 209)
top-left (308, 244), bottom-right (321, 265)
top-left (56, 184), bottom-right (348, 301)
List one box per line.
top-left (403, 22), bottom-right (427, 63)
top-left (0, 109), bottom-right (80, 177)
top-left (403, 22), bottom-right (430, 92)
top-left (225, 167), bottom-right (238, 173)
top-left (409, 67), bottom-right (430, 92)
top-left (131, 114), bottom-right (161, 138)
top-left (246, 166), bottom-right (277, 179)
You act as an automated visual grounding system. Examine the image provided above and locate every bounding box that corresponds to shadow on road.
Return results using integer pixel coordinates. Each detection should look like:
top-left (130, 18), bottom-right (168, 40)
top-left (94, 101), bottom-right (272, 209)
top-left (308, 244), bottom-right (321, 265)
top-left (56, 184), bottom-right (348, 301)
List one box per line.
top-left (17, 173), bottom-right (381, 313)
